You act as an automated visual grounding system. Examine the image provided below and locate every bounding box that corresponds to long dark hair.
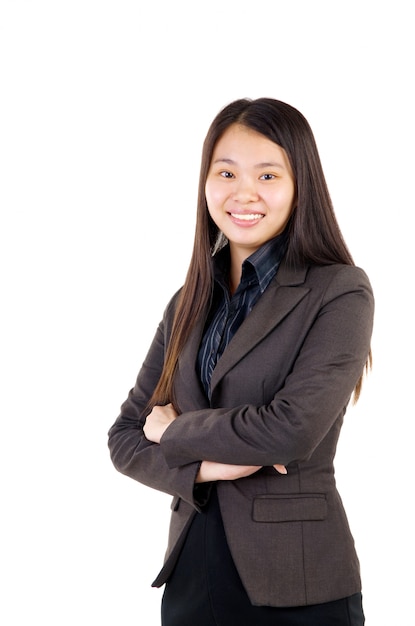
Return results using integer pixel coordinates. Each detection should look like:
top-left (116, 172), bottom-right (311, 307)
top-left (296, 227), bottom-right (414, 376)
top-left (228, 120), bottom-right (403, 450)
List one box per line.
top-left (149, 98), bottom-right (371, 408)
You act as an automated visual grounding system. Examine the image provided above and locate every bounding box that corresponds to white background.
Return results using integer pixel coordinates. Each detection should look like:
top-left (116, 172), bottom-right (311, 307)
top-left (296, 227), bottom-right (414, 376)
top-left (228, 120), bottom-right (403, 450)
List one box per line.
top-left (1, 1), bottom-right (413, 624)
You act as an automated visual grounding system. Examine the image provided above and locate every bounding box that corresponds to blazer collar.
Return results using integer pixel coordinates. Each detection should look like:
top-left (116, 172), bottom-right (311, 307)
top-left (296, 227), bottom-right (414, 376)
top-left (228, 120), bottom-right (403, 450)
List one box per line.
top-left (210, 259), bottom-right (309, 394)
top-left (177, 259), bottom-right (309, 408)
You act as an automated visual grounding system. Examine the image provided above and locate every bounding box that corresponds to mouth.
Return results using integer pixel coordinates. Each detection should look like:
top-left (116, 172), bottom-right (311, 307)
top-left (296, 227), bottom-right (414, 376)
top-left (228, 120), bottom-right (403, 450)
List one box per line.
top-left (229, 212), bottom-right (265, 222)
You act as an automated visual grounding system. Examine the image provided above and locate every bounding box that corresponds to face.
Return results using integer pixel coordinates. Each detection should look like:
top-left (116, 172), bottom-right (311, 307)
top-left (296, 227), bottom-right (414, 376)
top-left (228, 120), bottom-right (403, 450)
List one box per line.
top-left (205, 124), bottom-right (296, 260)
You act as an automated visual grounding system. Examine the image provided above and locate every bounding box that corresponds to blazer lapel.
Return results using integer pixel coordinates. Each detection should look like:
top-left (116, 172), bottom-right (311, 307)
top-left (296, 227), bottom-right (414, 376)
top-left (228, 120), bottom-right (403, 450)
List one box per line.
top-left (210, 261), bottom-right (310, 394)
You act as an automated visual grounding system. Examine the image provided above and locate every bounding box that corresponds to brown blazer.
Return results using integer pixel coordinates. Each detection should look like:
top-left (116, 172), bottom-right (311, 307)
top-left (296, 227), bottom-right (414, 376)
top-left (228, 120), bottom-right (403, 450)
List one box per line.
top-left (108, 259), bottom-right (374, 607)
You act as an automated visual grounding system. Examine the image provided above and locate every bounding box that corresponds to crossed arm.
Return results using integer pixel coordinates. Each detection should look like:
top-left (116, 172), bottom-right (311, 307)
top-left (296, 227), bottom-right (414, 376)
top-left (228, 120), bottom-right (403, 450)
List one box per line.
top-left (143, 403), bottom-right (287, 481)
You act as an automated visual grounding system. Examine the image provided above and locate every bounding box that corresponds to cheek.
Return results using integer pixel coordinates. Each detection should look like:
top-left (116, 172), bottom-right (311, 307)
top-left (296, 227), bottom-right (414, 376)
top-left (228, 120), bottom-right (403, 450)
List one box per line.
top-left (204, 188), bottom-right (216, 221)
top-left (267, 186), bottom-right (295, 212)
top-left (204, 183), bottom-right (213, 209)
top-left (205, 183), bottom-right (223, 211)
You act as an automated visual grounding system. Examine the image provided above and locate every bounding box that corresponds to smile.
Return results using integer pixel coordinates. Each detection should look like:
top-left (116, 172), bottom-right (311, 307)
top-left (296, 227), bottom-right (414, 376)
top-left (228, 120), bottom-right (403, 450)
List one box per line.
top-left (229, 213), bottom-right (264, 221)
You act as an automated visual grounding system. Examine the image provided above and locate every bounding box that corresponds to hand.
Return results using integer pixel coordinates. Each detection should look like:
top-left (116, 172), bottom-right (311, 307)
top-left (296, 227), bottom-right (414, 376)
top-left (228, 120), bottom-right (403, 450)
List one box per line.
top-left (143, 403), bottom-right (178, 444)
top-left (196, 461), bottom-right (287, 483)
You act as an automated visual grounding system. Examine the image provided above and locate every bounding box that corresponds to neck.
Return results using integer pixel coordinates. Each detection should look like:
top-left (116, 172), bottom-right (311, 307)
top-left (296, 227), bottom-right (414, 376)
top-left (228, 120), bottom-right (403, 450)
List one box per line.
top-left (228, 244), bottom-right (254, 294)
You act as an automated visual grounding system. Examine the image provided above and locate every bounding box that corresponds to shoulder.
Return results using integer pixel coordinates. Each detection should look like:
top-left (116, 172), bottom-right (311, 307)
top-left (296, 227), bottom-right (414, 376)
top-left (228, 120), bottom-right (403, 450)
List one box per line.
top-left (306, 264), bottom-right (374, 314)
top-left (308, 263), bottom-right (373, 291)
top-left (161, 287), bottom-right (183, 323)
top-left (278, 259), bottom-right (373, 295)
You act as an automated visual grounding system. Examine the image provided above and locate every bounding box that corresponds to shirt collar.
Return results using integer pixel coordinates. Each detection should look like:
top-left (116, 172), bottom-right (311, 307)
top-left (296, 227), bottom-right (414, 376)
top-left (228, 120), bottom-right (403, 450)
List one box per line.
top-left (213, 230), bottom-right (288, 294)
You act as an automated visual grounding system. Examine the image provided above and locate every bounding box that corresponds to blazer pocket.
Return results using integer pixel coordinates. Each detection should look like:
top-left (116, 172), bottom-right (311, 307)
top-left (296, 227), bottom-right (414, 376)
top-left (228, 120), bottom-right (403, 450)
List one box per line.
top-left (253, 493), bottom-right (327, 523)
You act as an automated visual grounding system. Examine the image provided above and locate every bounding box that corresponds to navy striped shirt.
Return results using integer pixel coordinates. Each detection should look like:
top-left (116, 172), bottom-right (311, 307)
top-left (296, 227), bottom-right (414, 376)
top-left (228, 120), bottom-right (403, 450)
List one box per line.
top-left (197, 233), bottom-right (288, 400)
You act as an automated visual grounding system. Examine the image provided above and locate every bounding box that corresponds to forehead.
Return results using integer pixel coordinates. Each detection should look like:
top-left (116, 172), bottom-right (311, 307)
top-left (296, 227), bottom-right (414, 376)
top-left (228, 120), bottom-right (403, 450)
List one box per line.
top-left (212, 124), bottom-right (289, 165)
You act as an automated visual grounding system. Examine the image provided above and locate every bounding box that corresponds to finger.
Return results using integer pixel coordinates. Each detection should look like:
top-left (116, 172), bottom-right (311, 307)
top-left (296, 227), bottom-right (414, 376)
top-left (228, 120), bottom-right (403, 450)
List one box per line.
top-left (273, 464), bottom-right (287, 475)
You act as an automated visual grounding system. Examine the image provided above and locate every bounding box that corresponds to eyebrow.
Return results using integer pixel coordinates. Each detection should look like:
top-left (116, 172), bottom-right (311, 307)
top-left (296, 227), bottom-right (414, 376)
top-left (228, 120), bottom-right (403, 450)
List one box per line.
top-left (212, 158), bottom-right (285, 169)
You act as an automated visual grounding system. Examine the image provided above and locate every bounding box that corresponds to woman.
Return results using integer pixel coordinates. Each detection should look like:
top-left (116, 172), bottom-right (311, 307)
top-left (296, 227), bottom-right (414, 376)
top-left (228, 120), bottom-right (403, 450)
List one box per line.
top-left (108, 98), bottom-right (374, 625)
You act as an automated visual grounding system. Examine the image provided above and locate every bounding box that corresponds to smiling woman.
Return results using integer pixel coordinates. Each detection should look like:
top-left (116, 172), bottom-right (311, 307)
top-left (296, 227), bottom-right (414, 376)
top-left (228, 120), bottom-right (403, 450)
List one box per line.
top-left (108, 98), bottom-right (374, 626)
top-left (205, 124), bottom-right (296, 289)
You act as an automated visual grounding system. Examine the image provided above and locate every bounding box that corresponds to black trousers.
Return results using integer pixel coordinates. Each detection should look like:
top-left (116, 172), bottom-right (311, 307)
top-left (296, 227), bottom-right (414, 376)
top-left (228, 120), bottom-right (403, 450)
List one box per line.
top-left (161, 488), bottom-right (365, 626)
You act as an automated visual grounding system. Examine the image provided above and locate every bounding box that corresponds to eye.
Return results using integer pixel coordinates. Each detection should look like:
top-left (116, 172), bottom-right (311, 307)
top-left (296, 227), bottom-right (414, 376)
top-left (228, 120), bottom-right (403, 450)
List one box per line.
top-left (220, 170), bottom-right (234, 179)
top-left (260, 173), bottom-right (276, 181)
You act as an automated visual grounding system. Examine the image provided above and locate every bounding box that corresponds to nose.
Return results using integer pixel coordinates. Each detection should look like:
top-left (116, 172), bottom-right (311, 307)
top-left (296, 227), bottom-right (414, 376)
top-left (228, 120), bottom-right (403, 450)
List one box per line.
top-left (233, 175), bottom-right (259, 204)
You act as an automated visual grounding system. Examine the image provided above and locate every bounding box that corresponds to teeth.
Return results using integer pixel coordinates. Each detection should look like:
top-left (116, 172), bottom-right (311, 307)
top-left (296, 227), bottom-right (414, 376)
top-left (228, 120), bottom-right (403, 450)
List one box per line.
top-left (231, 213), bottom-right (264, 221)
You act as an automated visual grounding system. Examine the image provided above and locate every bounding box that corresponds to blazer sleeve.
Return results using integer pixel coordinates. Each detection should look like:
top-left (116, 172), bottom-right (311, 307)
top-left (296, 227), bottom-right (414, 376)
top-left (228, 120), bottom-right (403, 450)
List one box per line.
top-left (107, 293), bottom-right (202, 510)
top-left (160, 265), bottom-right (374, 468)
